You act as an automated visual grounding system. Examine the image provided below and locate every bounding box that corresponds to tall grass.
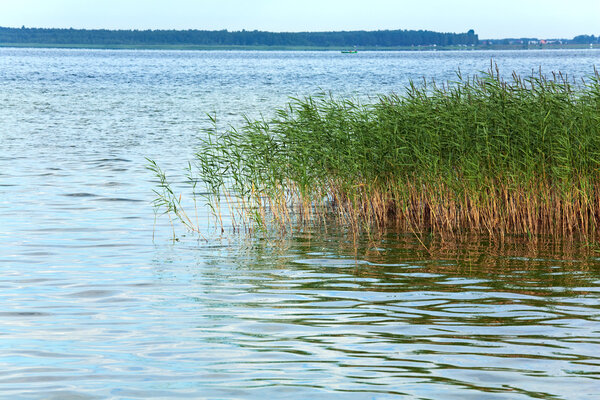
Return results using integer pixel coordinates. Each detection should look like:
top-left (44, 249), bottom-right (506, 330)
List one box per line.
top-left (151, 66), bottom-right (600, 241)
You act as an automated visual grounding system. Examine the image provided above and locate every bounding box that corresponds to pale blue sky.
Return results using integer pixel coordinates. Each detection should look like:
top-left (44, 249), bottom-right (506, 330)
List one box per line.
top-left (1, 0), bottom-right (598, 39)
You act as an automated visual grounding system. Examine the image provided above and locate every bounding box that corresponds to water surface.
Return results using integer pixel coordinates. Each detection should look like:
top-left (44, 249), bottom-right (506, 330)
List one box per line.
top-left (0, 48), bottom-right (599, 398)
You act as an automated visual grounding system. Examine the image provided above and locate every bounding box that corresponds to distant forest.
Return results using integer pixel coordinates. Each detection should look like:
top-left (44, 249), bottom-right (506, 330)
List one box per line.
top-left (485, 35), bottom-right (600, 45)
top-left (0, 26), bottom-right (479, 47)
top-left (572, 35), bottom-right (600, 44)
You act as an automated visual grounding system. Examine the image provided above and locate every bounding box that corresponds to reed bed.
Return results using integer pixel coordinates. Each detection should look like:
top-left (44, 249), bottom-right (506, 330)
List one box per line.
top-left (150, 67), bottom-right (600, 241)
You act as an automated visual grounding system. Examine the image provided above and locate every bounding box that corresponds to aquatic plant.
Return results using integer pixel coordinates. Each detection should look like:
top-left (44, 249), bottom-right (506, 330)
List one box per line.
top-left (151, 66), bottom-right (600, 241)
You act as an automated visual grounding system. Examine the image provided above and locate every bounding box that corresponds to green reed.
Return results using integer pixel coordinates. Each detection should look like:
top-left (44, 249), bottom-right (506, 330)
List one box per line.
top-left (151, 66), bottom-right (600, 240)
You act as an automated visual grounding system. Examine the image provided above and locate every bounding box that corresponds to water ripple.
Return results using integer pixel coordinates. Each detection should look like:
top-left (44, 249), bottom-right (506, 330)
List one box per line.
top-left (1, 48), bottom-right (599, 398)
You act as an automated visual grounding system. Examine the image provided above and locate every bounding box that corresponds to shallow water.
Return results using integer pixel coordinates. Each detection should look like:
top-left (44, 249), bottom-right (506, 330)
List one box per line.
top-left (1, 48), bottom-right (599, 398)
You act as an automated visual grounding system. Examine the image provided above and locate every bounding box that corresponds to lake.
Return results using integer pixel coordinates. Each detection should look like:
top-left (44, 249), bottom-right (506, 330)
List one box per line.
top-left (1, 48), bottom-right (599, 399)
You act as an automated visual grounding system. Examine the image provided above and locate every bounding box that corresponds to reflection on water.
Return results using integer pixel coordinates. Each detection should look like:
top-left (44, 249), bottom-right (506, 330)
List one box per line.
top-left (0, 48), bottom-right (599, 398)
top-left (0, 232), bottom-right (598, 399)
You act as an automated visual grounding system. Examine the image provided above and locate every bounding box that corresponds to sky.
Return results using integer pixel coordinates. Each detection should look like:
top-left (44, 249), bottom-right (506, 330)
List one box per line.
top-left (0, 0), bottom-right (598, 39)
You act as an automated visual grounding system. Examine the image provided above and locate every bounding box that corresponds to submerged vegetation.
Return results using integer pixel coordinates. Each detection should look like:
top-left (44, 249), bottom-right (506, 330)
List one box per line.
top-left (150, 66), bottom-right (600, 242)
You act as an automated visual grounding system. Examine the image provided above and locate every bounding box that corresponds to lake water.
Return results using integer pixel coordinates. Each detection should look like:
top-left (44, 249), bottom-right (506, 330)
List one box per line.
top-left (1, 48), bottom-right (599, 399)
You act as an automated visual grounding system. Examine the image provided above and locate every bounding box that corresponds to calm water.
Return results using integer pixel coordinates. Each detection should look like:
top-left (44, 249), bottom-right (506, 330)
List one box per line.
top-left (1, 48), bottom-right (599, 399)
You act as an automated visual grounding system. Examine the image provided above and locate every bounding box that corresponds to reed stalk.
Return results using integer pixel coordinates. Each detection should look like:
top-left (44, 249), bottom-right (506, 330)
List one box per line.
top-left (151, 67), bottom-right (600, 242)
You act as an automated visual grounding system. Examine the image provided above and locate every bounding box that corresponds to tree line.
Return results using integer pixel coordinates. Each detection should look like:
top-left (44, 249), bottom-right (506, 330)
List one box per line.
top-left (0, 26), bottom-right (479, 47)
top-left (572, 35), bottom-right (600, 44)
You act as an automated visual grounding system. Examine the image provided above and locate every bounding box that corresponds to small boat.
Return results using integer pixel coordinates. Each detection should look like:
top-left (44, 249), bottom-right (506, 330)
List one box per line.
top-left (341, 47), bottom-right (358, 54)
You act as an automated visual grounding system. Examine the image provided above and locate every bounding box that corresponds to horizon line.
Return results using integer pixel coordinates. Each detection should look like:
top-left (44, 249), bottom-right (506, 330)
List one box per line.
top-left (1, 25), bottom-right (595, 41)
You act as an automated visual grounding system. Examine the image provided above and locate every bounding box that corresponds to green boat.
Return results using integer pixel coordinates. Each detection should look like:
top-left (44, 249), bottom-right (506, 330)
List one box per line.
top-left (341, 49), bottom-right (358, 54)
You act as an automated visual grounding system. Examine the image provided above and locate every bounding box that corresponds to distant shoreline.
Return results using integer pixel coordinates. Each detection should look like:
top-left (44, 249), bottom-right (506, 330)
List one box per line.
top-left (0, 42), bottom-right (595, 51)
top-left (3, 26), bottom-right (597, 51)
